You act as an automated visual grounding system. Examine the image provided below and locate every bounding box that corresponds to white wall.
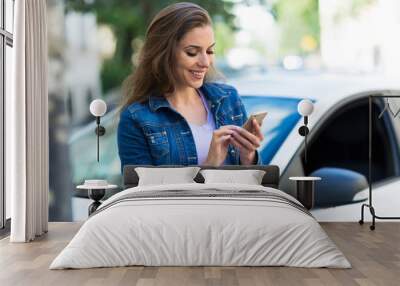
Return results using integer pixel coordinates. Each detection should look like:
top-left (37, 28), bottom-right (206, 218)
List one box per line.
top-left (319, 0), bottom-right (400, 78)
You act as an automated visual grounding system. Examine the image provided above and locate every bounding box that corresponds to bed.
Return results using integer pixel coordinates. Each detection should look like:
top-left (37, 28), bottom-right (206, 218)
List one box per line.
top-left (50, 165), bottom-right (350, 269)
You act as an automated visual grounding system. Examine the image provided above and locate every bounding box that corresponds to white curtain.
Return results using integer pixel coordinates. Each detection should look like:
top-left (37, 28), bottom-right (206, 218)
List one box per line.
top-left (7, 0), bottom-right (49, 242)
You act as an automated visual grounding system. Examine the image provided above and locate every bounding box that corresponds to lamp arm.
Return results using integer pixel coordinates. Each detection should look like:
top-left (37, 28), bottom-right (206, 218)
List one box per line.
top-left (90, 99), bottom-right (108, 163)
top-left (304, 133), bottom-right (307, 164)
top-left (96, 117), bottom-right (100, 162)
top-left (97, 127), bottom-right (100, 162)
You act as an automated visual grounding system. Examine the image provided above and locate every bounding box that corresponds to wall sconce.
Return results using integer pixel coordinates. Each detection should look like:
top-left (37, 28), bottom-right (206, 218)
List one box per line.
top-left (297, 99), bottom-right (314, 164)
top-left (89, 99), bottom-right (107, 162)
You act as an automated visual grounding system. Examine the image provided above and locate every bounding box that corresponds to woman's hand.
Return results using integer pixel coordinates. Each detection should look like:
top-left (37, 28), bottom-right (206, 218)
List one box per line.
top-left (229, 119), bottom-right (264, 165)
top-left (204, 120), bottom-right (264, 166)
top-left (203, 127), bottom-right (235, 166)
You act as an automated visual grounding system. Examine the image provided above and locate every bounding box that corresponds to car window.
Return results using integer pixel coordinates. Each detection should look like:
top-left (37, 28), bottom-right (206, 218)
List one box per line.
top-left (302, 97), bottom-right (400, 183)
top-left (241, 96), bottom-right (303, 163)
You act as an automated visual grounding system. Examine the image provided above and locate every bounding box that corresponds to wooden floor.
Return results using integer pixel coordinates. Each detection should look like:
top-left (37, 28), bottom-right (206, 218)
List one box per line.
top-left (0, 222), bottom-right (399, 286)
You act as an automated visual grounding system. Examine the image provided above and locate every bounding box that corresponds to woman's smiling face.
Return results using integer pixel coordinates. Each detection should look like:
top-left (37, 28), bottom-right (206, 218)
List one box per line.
top-left (175, 25), bottom-right (215, 89)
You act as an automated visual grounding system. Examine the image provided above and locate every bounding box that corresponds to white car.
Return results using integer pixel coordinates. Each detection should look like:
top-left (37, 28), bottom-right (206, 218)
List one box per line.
top-left (70, 71), bottom-right (400, 222)
top-left (231, 70), bottom-right (400, 222)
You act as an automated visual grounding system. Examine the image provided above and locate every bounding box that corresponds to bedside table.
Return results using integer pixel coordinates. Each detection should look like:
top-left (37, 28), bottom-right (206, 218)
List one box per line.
top-left (289, 176), bottom-right (321, 210)
top-left (77, 183), bottom-right (118, 216)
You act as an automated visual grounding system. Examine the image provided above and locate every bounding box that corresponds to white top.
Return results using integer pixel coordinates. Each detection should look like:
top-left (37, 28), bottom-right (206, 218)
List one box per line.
top-left (188, 90), bottom-right (216, 165)
top-left (289, 176), bottom-right (321, 181)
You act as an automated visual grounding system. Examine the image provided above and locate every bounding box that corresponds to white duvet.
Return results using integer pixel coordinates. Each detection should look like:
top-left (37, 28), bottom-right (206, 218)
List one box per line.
top-left (50, 183), bottom-right (351, 269)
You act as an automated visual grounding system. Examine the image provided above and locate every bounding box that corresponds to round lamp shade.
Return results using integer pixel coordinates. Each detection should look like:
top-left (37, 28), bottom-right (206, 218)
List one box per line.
top-left (90, 99), bottom-right (107, 117)
top-left (297, 99), bottom-right (314, 116)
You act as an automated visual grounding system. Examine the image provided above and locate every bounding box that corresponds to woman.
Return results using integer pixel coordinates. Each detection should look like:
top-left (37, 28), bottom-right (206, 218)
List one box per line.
top-left (118, 2), bottom-right (264, 170)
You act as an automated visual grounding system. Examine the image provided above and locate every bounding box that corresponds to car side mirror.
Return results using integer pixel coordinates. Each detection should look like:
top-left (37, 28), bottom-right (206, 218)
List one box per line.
top-left (309, 167), bottom-right (368, 207)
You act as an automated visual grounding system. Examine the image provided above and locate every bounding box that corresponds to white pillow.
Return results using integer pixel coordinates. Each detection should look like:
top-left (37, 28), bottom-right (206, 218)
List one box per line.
top-left (135, 167), bottom-right (201, 186)
top-left (200, 169), bottom-right (266, 185)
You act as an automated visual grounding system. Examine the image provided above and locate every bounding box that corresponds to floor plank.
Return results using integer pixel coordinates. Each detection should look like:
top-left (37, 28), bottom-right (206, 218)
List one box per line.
top-left (0, 222), bottom-right (399, 286)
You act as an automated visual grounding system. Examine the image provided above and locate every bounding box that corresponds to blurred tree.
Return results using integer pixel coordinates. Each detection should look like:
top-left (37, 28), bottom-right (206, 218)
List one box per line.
top-left (65, 0), bottom-right (236, 94)
top-left (214, 21), bottom-right (235, 57)
top-left (269, 0), bottom-right (376, 57)
top-left (333, 0), bottom-right (377, 23)
top-left (271, 0), bottom-right (320, 57)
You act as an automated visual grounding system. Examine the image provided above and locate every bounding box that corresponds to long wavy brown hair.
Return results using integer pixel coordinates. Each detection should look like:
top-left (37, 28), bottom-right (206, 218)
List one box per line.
top-left (120, 2), bottom-right (219, 110)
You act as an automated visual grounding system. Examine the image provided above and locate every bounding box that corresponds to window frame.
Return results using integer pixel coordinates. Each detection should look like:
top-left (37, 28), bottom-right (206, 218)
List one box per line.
top-left (1, 0), bottom-right (14, 232)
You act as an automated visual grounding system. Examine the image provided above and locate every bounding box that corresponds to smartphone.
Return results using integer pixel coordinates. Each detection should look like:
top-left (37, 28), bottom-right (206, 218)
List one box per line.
top-left (243, 111), bottom-right (268, 130)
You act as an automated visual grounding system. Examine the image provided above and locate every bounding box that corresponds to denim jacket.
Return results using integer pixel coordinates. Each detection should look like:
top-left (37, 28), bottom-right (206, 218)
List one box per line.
top-left (117, 82), bottom-right (262, 170)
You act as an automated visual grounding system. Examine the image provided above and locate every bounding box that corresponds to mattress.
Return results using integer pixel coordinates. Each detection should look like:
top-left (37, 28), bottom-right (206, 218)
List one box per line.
top-left (50, 183), bottom-right (351, 269)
